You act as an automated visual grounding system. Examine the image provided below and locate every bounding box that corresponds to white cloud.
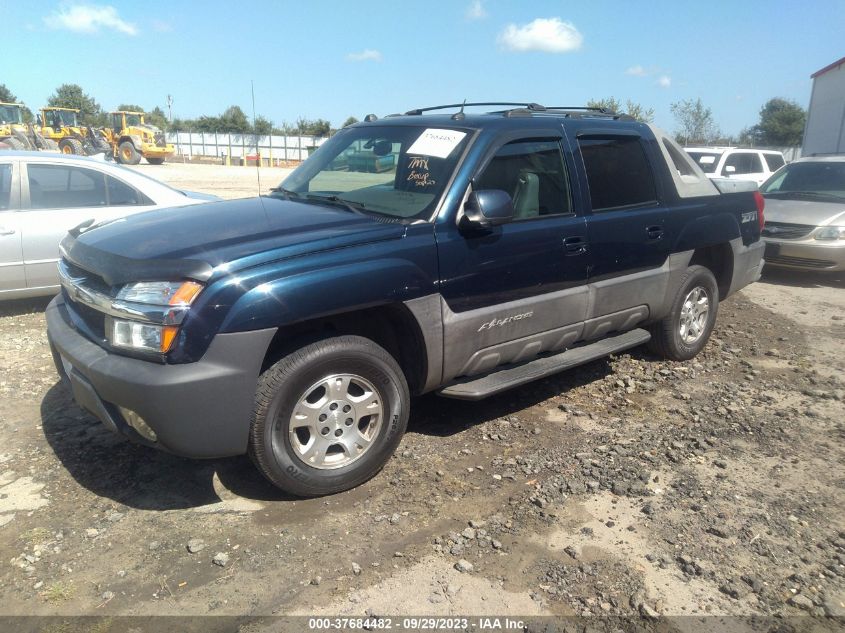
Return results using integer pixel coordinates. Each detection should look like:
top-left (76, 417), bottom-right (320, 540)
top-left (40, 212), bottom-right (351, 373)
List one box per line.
top-left (625, 65), bottom-right (647, 76)
top-left (466, 0), bottom-right (487, 20)
top-left (498, 18), bottom-right (583, 54)
top-left (44, 4), bottom-right (137, 36)
top-left (657, 75), bottom-right (672, 88)
top-left (346, 49), bottom-right (383, 62)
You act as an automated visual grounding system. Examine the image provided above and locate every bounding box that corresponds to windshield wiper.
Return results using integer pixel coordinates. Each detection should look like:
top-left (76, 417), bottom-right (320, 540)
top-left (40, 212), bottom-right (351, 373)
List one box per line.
top-left (765, 190), bottom-right (845, 201)
top-left (305, 194), bottom-right (368, 214)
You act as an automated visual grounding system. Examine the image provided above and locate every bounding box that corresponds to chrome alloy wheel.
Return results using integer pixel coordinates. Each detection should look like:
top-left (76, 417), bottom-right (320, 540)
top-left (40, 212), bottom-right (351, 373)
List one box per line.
top-left (285, 374), bottom-right (383, 470)
top-left (679, 286), bottom-right (710, 344)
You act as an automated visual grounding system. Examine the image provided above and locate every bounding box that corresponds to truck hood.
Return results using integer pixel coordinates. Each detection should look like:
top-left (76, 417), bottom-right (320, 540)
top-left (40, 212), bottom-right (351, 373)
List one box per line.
top-left (61, 196), bottom-right (406, 286)
top-left (763, 196), bottom-right (845, 227)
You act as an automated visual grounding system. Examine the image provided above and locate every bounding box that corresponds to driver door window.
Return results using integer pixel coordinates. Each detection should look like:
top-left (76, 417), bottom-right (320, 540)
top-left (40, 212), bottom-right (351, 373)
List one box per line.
top-left (474, 139), bottom-right (572, 219)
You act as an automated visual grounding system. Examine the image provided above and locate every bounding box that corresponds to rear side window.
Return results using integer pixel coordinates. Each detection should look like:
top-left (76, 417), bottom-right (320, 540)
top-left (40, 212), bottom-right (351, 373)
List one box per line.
top-left (0, 164), bottom-right (11, 210)
top-left (27, 164), bottom-right (149, 209)
top-left (578, 136), bottom-right (657, 211)
top-left (474, 138), bottom-right (572, 218)
top-left (723, 152), bottom-right (763, 175)
top-left (764, 153), bottom-right (785, 172)
top-left (106, 174), bottom-right (152, 205)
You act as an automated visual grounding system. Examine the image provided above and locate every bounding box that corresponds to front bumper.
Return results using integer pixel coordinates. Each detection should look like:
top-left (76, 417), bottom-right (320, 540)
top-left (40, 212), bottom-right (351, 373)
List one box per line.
top-left (140, 143), bottom-right (174, 158)
top-left (46, 295), bottom-right (276, 458)
top-left (763, 238), bottom-right (845, 272)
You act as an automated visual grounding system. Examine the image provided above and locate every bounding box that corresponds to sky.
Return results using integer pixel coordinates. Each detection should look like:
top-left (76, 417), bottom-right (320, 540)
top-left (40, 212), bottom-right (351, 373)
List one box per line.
top-left (1, 0), bottom-right (843, 136)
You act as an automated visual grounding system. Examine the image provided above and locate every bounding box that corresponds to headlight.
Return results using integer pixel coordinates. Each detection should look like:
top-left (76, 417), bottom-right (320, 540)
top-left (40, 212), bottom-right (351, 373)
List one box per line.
top-left (110, 319), bottom-right (179, 354)
top-left (815, 226), bottom-right (845, 241)
top-left (108, 280), bottom-right (203, 353)
top-left (116, 280), bottom-right (203, 305)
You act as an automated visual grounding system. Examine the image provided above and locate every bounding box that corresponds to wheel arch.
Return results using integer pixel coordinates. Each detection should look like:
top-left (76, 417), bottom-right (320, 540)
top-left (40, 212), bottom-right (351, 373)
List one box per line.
top-left (689, 242), bottom-right (734, 299)
top-left (258, 302), bottom-right (430, 396)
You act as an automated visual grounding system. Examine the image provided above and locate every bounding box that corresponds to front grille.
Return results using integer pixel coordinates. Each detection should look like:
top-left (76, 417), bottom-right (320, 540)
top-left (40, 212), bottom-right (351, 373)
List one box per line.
top-left (762, 222), bottom-right (814, 240)
top-left (766, 254), bottom-right (836, 269)
top-left (62, 259), bottom-right (112, 296)
top-left (59, 258), bottom-right (114, 341)
top-left (64, 288), bottom-right (107, 339)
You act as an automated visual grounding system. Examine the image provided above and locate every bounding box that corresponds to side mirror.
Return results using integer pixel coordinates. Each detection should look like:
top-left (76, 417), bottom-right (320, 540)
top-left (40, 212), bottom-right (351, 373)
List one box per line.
top-left (461, 190), bottom-right (514, 229)
top-left (373, 140), bottom-right (392, 156)
top-left (724, 165), bottom-right (736, 174)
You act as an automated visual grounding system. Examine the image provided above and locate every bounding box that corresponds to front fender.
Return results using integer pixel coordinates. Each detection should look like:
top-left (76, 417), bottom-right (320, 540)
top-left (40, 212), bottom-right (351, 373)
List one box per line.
top-left (218, 258), bottom-right (433, 332)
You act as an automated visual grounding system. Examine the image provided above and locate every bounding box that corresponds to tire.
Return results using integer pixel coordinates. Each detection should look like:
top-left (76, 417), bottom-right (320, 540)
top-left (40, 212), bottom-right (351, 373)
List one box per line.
top-left (249, 335), bottom-right (409, 497)
top-left (146, 157), bottom-right (165, 165)
top-left (648, 264), bottom-right (719, 361)
top-left (117, 141), bottom-right (141, 165)
top-left (58, 138), bottom-right (84, 155)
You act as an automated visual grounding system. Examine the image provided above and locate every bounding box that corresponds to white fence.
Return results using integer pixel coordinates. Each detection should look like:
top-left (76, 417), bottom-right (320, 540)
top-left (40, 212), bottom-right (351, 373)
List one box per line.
top-left (164, 132), bottom-right (329, 162)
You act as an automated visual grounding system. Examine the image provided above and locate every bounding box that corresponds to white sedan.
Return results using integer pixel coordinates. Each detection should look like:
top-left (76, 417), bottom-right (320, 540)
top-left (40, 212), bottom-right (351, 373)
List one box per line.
top-left (0, 151), bottom-right (218, 300)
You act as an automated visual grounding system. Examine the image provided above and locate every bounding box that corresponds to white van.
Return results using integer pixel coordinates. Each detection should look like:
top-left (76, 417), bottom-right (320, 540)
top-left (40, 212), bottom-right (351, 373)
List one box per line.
top-left (684, 147), bottom-right (786, 185)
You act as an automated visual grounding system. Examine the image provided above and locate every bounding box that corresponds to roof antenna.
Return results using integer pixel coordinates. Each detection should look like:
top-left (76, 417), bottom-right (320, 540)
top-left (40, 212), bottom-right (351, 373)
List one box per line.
top-left (451, 99), bottom-right (466, 121)
top-left (251, 79), bottom-right (263, 198)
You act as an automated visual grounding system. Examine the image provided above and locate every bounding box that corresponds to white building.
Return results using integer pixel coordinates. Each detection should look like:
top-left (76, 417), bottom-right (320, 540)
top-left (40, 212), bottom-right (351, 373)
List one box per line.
top-left (803, 56), bottom-right (845, 155)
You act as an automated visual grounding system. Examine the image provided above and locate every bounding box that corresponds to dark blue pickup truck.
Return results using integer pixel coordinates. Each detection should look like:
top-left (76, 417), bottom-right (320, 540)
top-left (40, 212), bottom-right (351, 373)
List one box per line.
top-left (46, 103), bottom-right (765, 496)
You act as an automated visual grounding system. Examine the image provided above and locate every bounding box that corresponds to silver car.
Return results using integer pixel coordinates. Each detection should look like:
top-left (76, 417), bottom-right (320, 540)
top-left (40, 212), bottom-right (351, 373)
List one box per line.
top-left (0, 151), bottom-right (218, 299)
top-left (760, 156), bottom-right (845, 272)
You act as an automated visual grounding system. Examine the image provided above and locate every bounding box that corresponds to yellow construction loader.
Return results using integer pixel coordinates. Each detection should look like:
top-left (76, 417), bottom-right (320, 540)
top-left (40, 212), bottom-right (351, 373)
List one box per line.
top-left (0, 102), bottom-right (56, 150)
top-left (39, 107), bottom-right (110, 156)
top-left (101, 111), bottom-right (174, 165)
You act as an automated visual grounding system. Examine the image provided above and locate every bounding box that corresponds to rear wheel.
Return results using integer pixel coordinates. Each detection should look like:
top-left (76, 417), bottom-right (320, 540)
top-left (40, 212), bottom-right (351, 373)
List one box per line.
top-left (648, 265), bottom-right (719, 361)
top-left (117, 141), bottom-right (141, 165)
top-left (58, 138), bottom-right (84, 155)
top-left (146, 157), bottom-right (165, 165)
top-left (249, 335), bottom-right (409, 497)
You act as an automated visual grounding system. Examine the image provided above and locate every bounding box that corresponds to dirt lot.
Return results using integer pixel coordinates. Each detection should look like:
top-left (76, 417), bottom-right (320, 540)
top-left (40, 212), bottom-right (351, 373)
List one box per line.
top-left (0, 164), bottom-right (843, 629)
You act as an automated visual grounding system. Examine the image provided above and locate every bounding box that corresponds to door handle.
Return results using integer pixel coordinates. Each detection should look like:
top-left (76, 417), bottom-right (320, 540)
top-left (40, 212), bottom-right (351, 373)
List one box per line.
top-left (0, 227), bottom-right (15, 236)
top-left (646, 225), bottom-right (664, 240)
top-left (563, 235), bottom-right (588, 255)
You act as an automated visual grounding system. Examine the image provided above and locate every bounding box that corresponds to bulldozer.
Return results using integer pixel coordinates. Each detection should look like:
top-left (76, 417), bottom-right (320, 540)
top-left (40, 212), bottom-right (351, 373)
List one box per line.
top-left (39, 107), bottom-right (110, 156)
top-left (101, 110), bottom-right (174, 165)
top-left (1, 102), bottom-right (58, 151)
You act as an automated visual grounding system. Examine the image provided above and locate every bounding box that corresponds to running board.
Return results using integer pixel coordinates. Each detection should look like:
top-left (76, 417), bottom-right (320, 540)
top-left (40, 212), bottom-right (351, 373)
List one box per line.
top-left (437, 328), bottom-right (651, 401)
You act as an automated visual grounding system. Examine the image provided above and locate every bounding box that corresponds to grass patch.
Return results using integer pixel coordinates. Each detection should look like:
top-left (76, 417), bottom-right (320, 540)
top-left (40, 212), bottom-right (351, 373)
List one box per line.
top-left (42, 581), bottom-right (74, 604)
top-left (21, 527), bottom-right (52, 547)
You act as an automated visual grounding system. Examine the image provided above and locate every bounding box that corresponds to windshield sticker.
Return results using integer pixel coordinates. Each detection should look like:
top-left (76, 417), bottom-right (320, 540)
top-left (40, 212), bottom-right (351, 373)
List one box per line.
top-left (699, 156), bottom-right (716, 164)
top-left (407, 128), bottom-right (467, 159)
top-left (407, 156), bottom-right (436, 187)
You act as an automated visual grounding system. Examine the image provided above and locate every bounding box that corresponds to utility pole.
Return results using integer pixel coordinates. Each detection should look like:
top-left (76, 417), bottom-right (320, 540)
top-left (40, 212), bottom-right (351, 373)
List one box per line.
top-left (166, 94), bottom-right (173, 122)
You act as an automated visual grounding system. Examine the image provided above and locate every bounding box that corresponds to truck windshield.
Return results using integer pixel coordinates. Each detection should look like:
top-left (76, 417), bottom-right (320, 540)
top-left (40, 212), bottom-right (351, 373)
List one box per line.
top-left (0, 105), bottom-right (23, 125)
top-left (55, 111), bottom-right (78, 126)
top-left (125, 114), bottom-right (142, 126)
top-left (686, 151), bottom-right (722, 173)
top-left (278, 125), bottom-right (471, 220)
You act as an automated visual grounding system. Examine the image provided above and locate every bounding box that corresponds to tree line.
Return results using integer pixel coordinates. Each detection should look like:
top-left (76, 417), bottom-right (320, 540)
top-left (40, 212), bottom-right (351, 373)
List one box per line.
top-left (2, 82), bottom-right (805, 146)
top-left (0, 83), bottom-right (356, 136)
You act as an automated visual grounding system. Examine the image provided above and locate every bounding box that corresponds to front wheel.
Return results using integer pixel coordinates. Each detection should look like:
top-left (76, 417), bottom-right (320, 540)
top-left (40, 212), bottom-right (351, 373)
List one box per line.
top-left (58, 138), bottom-right (84, 155)
top-left (117, 141), bottom-right (141, 165)
top-left (648, 265), bottom-right (719, 361)
top-left (249, 335), bottom-right (409, 497)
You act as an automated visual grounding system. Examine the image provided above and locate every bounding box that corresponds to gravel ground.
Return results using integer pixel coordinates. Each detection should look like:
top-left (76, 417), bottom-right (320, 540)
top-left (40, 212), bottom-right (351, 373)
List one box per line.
top-left (0, 165), bottom-right (842, 627)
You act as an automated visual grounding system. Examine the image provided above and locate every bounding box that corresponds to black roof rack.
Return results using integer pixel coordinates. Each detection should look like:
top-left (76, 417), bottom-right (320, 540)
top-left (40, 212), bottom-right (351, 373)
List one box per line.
top-left (404, 102), bottom-right (546, 116)
top-left (400, 102), bottom-right (638, 122)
